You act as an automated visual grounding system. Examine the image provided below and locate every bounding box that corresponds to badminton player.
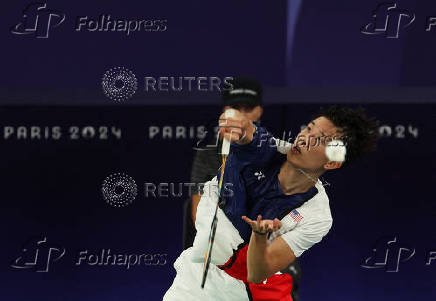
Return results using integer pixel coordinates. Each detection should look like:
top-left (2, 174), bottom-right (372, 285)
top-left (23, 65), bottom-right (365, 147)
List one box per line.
top-left (163, 105), bottom-right (379, 301)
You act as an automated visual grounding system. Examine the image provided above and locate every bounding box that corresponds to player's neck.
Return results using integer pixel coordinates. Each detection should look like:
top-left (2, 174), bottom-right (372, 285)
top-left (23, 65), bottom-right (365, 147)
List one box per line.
top-left (278, 161), bottom-right (319, 195)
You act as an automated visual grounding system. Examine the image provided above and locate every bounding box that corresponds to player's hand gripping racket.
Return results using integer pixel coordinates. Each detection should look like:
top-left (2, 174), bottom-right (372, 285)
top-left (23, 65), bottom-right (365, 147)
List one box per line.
top-left (201, 109), bottom-right (235, 289)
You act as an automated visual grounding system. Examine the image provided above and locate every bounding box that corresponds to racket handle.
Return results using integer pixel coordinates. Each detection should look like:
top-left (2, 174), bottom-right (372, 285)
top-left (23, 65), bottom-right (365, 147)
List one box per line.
top-left (221, 109), bottom-right (235, 155)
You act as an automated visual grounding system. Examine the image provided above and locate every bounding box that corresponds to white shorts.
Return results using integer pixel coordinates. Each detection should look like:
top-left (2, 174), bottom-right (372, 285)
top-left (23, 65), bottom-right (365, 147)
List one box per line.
top-left (162, 247), bottom-right (249, 301)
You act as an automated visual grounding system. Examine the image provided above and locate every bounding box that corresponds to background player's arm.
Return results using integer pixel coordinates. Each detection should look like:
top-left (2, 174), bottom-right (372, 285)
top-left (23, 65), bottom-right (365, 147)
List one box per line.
top-left (190, 146), bottom-right (218, 223)
top-left (191, 194), bottom-right (201, 223)
top-left (190, 150), bottom-right (206, 223)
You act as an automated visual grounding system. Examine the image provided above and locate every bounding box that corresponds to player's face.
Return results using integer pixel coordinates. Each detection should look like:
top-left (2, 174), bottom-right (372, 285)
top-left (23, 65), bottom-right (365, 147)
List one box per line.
top-left (287, 116), bottom-right (342, 171)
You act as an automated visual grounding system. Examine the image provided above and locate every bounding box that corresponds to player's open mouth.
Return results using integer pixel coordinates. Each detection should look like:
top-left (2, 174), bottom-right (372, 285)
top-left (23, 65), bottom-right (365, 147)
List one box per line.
top-left (291, 145), bottom-right (301, 154)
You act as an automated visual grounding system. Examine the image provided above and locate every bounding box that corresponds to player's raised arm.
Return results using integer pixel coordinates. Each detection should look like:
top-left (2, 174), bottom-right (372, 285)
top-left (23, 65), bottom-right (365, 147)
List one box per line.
top-left (218, 109), bottom-right (255, 145)
top-left (218, 109), bottom-right (280, 167)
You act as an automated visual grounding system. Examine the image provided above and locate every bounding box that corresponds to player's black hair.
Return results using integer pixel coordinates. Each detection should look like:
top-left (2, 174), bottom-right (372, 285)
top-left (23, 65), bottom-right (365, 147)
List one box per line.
top-left (312, 105), bottom-right (380, 168)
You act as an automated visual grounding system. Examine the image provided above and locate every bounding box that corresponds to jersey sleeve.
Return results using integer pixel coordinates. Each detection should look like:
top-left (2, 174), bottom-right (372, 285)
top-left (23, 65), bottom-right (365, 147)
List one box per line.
top-left (190, 177), bottom-right (244, 265)
top-left (280, 218), bottom-right (333, 258)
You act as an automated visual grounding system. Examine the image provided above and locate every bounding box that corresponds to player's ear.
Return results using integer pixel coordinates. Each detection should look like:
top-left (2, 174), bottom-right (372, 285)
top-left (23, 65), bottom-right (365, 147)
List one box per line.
top-left (323, 161), bottom-right (342, 170)
top-left (254, 106), bottom-right (263, 121)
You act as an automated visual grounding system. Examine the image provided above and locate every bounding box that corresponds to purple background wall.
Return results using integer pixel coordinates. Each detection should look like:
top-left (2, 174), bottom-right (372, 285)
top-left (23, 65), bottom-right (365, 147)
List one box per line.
top-left (1, 0), bottom-right (435, 300)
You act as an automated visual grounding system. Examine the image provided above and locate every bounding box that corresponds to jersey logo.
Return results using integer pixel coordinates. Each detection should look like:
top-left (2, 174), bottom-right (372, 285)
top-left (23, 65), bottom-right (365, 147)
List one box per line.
top-left (289, 209), bottom-right (304, 222)
top-left (254, 171), bottom-right (265, 180)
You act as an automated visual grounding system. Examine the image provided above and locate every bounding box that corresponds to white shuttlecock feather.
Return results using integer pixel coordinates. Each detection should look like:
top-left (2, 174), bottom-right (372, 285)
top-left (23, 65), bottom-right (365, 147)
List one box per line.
top-left (325, 140), bottom-right (346, 162)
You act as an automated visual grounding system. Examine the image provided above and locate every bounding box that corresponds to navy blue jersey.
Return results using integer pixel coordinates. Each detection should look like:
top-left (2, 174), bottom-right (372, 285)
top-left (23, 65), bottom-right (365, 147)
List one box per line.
top-left (217, 125), bottom-right (318, 242)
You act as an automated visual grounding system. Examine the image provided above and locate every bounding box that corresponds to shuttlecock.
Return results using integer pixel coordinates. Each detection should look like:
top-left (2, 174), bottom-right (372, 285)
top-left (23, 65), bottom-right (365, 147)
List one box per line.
top-left (325, 140), bottom-right (346, 162)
